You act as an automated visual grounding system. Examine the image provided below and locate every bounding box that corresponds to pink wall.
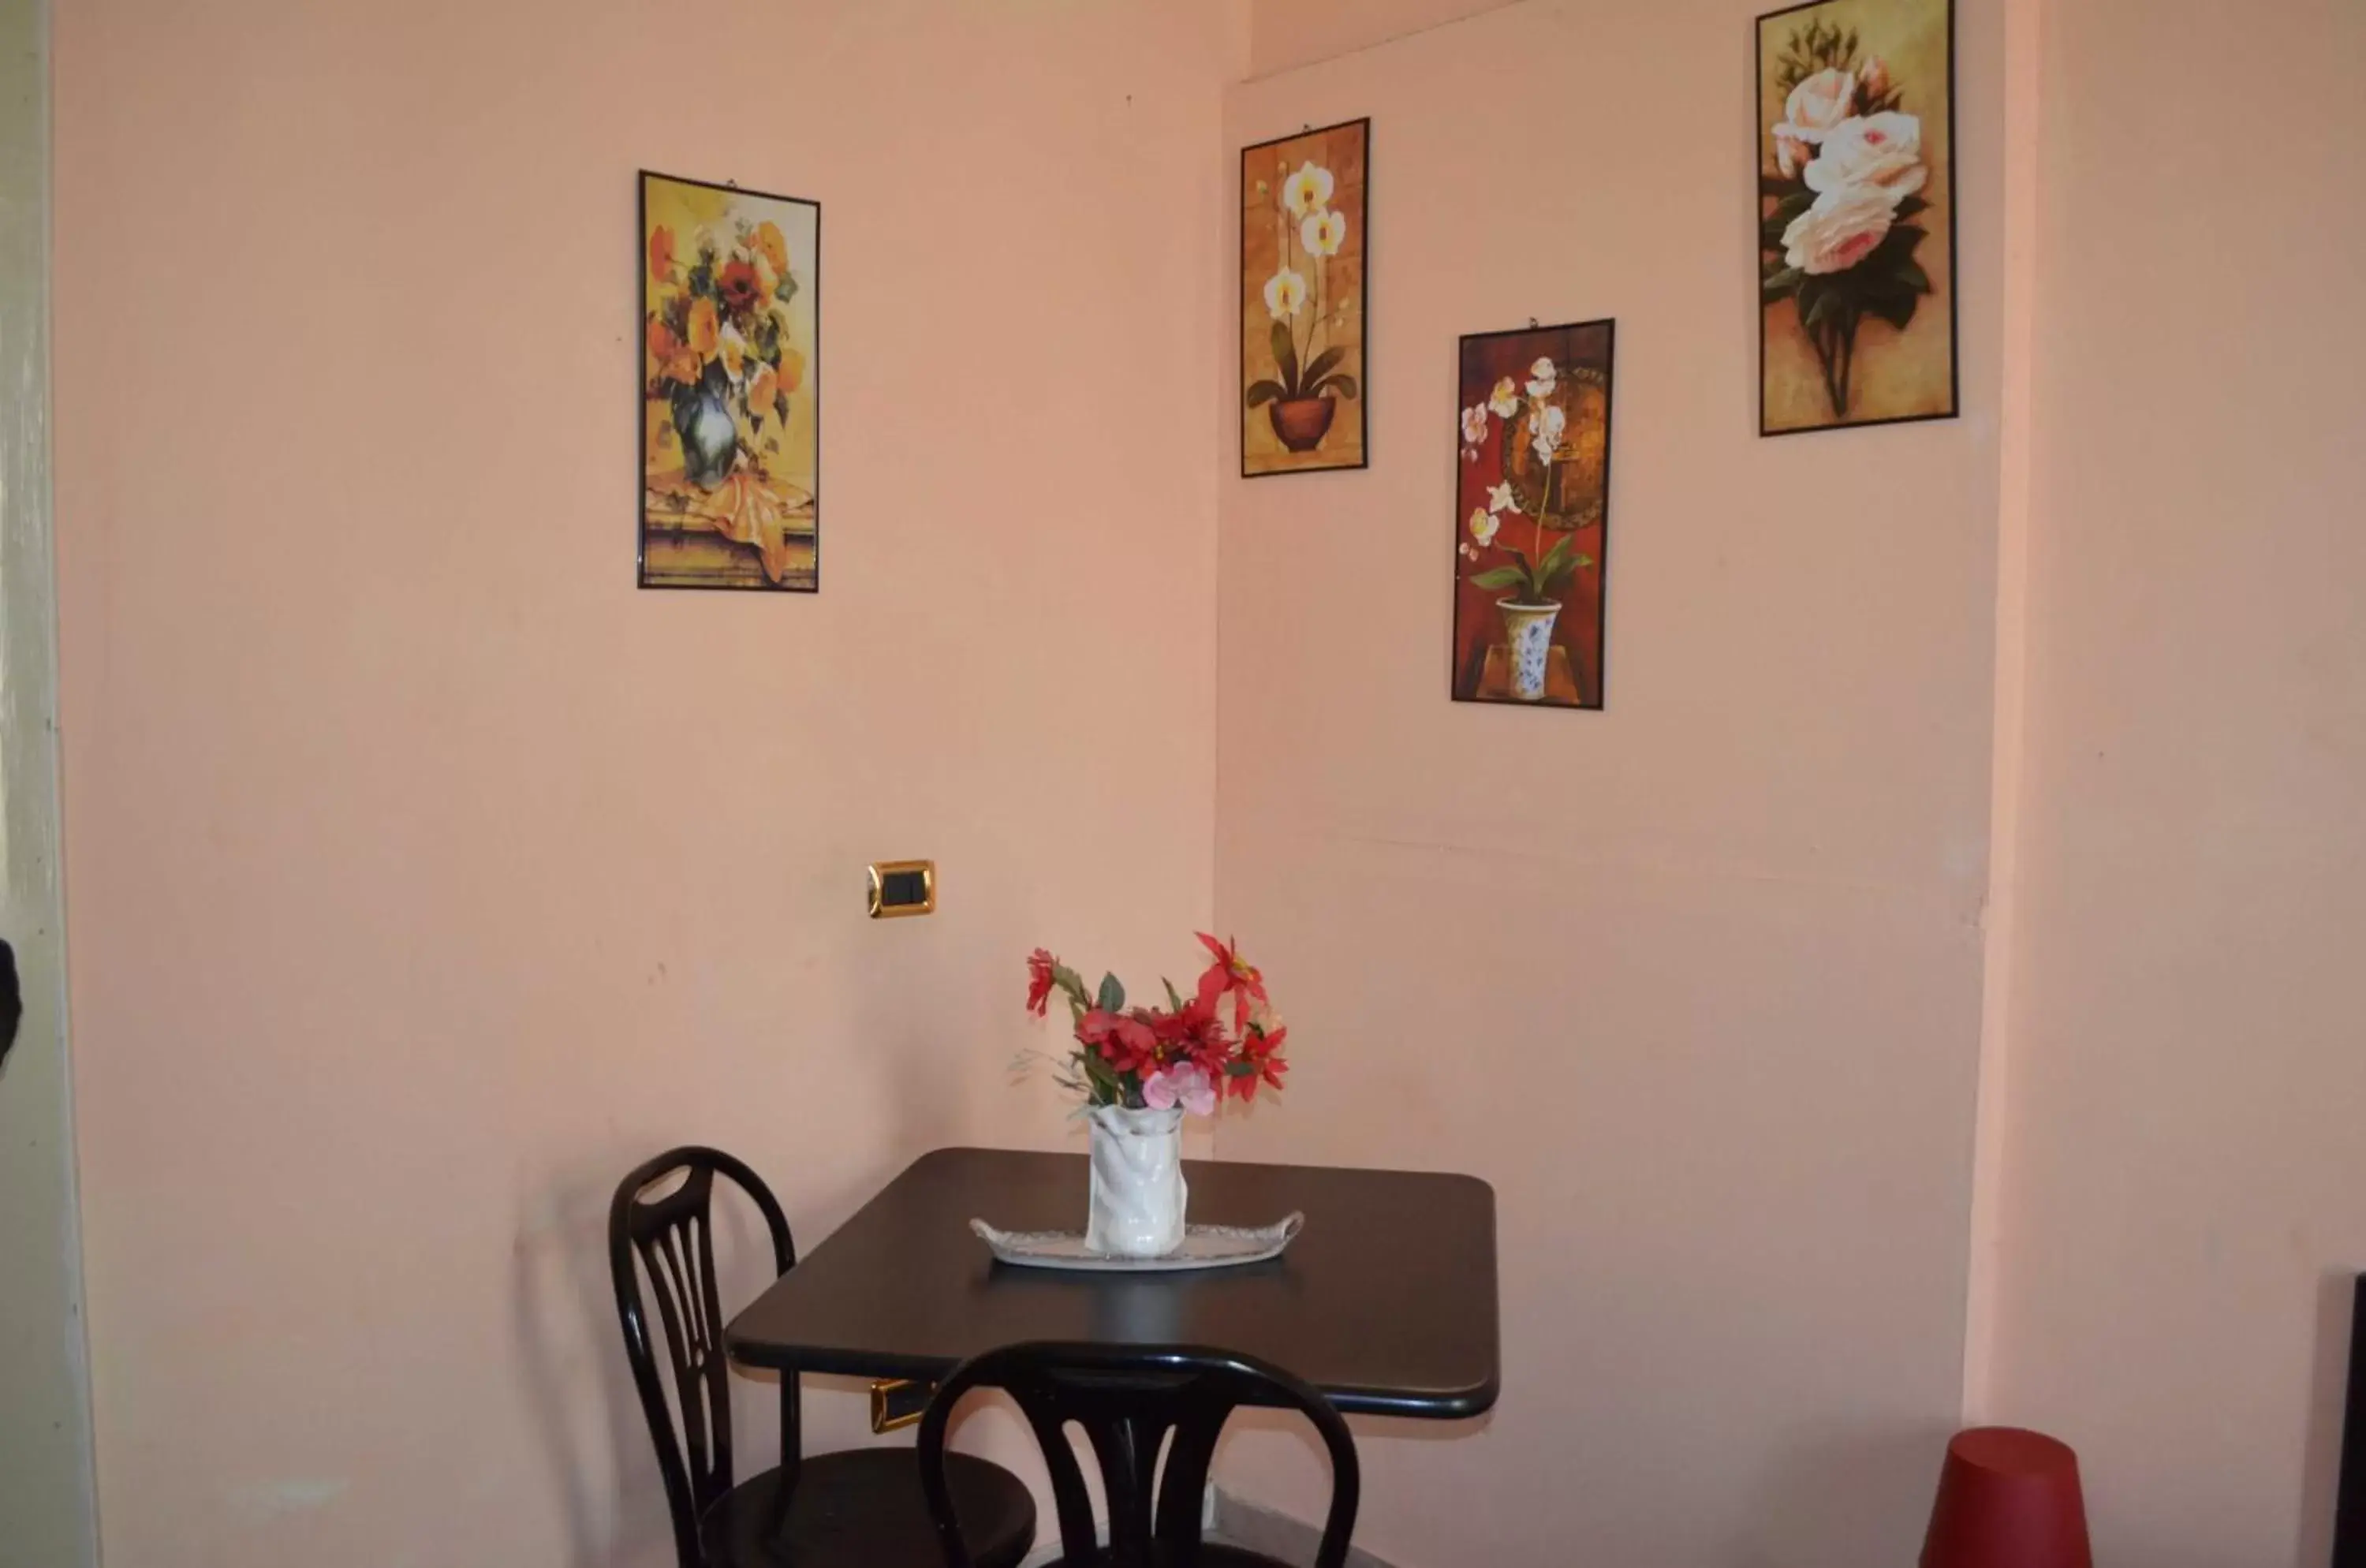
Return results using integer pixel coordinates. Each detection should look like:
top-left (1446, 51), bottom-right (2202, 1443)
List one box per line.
top-left (51, 0), bottom-right (2366, 1562)
top-left (49, 1), bottom-right (1225, 1562)
top-left (1247, 0), bottom-right (1524, 78)
top-left (1983, 0), bottom-right (2366, 1560)
top-left (1214, 2), bottom-right (2006, 1562)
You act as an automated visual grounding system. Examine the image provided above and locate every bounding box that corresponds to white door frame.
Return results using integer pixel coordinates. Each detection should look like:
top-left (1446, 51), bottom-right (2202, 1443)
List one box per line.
top-left (0, 0), bottom-right (100, 1559)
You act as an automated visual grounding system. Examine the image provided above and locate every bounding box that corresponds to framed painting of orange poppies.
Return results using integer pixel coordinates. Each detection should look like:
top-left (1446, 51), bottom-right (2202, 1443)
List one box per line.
top-left (640, 171), bottom-right (819, 590)
top-left (1758, 0), bottom-right (1957, 435)
top-left (1240, 118), bottom-right (1368, 477)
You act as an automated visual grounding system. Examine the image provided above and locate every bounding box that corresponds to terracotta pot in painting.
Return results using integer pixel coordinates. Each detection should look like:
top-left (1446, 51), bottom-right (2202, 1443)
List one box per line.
top-left (1269, 396), bottom-right (1337, 454)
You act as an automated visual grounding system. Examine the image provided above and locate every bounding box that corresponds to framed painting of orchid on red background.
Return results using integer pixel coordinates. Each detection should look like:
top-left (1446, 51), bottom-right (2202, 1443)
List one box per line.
top-left (1452, 319), bottom-right (1614, 710)
top-left (1758, 0), bottom-right (1957, 435)
top-left (640, 171), bottom-right (819, 590)
top-left (1240, 118), bottom-right (1368, 477)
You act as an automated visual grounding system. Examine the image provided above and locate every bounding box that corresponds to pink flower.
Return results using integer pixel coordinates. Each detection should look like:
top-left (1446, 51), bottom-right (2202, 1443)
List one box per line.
top-left (1782, 188), bottom-right (1897, 275)
top-left (1025, 949), bottom-right (1057, 1017)
top-left (1193, 932), bottom-right (1269, 1030)
top-left (1142, 1061), bottom-right (1218, 1117)
top-left (1080, 1008), bottom-right (1159, 1073)
top-left (1857, 54), bottom-right (1891, 104)
top-left (1803, 113), bottom-right (1927, 201)
top-left (1775, 67), bottom-right (1856, 144)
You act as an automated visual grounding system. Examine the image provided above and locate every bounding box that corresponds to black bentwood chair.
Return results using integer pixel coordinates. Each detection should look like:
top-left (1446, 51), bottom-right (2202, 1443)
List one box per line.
top-left (918, 1342), bottom-right (1361, 1568)
top-left (609, 1147), bottom-right (1036, 1568)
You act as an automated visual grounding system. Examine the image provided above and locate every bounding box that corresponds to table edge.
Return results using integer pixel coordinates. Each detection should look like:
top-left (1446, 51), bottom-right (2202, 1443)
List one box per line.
top-left (721, 1336), bottom-right (1501, 1421)
top-left (910, 1143), bottom-right (1500, 1201)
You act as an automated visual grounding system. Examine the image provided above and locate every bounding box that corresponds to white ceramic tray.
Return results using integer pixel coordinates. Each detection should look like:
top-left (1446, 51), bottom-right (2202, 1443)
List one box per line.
top-left (969, 1212), bottom-right (1304, 1272)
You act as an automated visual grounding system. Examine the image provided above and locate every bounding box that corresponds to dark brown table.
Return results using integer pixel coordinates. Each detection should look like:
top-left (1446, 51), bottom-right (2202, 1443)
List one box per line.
top-left (724, 1147), bottom-right (1500, 1420)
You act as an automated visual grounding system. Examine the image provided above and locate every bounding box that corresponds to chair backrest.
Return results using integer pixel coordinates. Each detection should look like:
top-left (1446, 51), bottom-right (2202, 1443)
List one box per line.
top-left (917, 1342), bottom-right (1360, 1568)
top-left (609, 1146), bottom-right (797, 1568)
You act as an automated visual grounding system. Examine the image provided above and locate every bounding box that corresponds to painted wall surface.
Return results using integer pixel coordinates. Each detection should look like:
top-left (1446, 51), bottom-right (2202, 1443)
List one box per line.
top-left (48, 1), bottom-right (1223, 1562)
top-left (1248, 0), bottom-right (1524, 78)
top-left (0, 0), bottom-right (101, 1559)
top-left (1215, 2), bottom-right (2004, 1563)
top-left (1983, 1), bottom-right (2366, 1561)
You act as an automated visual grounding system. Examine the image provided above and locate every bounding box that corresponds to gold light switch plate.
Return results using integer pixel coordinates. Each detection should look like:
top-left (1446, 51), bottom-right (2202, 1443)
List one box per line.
top-left (867, 860), bottom-right (935, 918)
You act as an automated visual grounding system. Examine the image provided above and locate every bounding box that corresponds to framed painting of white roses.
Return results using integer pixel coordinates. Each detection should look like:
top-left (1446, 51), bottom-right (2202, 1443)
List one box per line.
top-left (1452, 319), bottom-right (1615, 710)
top-left (1241, 118), bottom-right (1368, 476)
top-left (1758, 0), bottom-right (1957, 435)
top-left (640, 170), bottom-right (819, 590)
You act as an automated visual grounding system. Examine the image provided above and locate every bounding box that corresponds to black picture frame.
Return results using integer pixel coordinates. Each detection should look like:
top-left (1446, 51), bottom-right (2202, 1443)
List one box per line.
top-left (1755, 0), bottom-right (1960, 436)
top-left (636, 169), bottom-right (823, 592)
top-left (1448, 317), bottom-right (1616, 713)
top-left (1238, 115), bottom-right (1371, 479)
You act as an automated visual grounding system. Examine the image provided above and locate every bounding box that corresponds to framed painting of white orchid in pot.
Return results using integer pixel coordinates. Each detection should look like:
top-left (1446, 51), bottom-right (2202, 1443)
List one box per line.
top-left (1240, 118), bottom-right (1368, 477)
top-left (1452, 319), bottom-right (1614, 710)
top-left (1758, 0), bottom-right (1957, 435)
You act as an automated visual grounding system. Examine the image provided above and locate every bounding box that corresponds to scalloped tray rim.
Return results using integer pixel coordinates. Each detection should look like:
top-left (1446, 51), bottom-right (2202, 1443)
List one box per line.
top-left (968, 1211), bottom-right (1305, 1272)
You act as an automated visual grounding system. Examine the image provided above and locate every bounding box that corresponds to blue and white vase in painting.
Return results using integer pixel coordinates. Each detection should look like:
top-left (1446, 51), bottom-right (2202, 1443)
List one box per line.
top-left (1498, 599), bottom-right (1562, 702)
top-left (670, 378), bottom-right (740, 490)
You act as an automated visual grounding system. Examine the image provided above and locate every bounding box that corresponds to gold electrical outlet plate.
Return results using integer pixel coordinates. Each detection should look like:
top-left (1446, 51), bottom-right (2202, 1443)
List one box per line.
top-left (867, 860), bottom-right (936, 918)
top-left (869, 1378), bottom-right (930, 1433)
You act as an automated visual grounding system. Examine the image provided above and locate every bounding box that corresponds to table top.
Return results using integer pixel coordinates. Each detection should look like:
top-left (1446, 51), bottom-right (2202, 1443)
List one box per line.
top-left (724, 1147), bottom-right (1500, 1420)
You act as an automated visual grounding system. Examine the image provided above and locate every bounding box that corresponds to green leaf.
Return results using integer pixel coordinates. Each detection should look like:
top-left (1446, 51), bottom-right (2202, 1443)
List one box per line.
top-left (1795, 275), bottom-right (1830, 327)
top-left (1270, 320), bottom-right (1300, 397)
top-left (1760, 174), bottom-right (1802, 198)
top-left (1245, 379), bottom-right (1286, 408)
top-left (1535, 534), bottom-right (1575, 582)
top-left (1096, 972), bottom-right (1125, 1014)
top-left (1538, 545), bottom-right (1580, 597)
top-left (1872, 224), bottom-right (1928, 265)
top-left (1163, 978), bottom-right (1185, 1012)
top-left (1312, 372), bottom-right (1358, 400)
top-left (1301, 345), bottom-right (1345, 387)
top-left (1468, 566), bottom-right (1530, 592)
top-left (1762, 265), bottom-right (1804, 301)
top-left (1866, 290), bottom-right (1919, 330)
top-left (1894, 195), bottom-right (1930, 222)
top-left (1763, 192), bottom-right (1814, 249)
top-left (1892, 256), bottom-right (1931, 294)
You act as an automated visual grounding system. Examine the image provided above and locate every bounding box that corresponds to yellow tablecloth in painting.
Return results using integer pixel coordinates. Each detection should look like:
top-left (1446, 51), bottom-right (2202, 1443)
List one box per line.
top-left (644, 468), bottom-right (814, 587)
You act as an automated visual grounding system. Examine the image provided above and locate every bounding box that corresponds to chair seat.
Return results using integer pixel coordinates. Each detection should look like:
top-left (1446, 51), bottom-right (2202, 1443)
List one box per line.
top-left (1084, 1544), bottom-right (1295, 1567)
top-left (700, 1447), bottom-right (1036, 1568)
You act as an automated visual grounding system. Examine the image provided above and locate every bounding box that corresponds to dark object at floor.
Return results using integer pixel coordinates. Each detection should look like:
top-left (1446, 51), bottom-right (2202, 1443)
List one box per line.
top-left (0, 939), bottom-right (20, 1073)
top-left (2338, 1275), bottom-right (2366, 1567)
top-left (1920, 1426), bottom-right (2092, 1568)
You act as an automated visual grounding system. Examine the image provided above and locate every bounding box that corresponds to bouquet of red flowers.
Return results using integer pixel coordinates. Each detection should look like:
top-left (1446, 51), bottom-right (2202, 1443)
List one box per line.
top-left (1024, 935), bottom-right (1287, 1115)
